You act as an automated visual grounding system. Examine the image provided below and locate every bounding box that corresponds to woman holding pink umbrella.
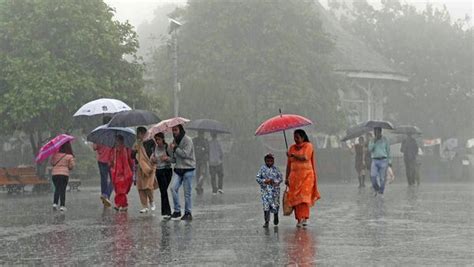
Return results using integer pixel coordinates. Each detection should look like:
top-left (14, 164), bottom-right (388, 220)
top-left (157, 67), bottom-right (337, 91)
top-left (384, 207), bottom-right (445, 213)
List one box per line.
top-left (50, 142), bottom-right (75, 212)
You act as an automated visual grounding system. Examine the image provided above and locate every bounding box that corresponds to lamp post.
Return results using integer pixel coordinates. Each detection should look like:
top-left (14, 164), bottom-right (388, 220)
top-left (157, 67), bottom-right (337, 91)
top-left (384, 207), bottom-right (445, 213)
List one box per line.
top-left (168, 18), bottom-right (182, 117)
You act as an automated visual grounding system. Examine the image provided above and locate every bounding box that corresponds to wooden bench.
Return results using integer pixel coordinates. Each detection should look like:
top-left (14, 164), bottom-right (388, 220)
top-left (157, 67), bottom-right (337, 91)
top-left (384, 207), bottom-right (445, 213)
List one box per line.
top-left (3, 167), bottom-right (50, 193)
top-left (0, 168), bottom-right (23, 193)
top-left (68, 178), bottom-right (81, 191)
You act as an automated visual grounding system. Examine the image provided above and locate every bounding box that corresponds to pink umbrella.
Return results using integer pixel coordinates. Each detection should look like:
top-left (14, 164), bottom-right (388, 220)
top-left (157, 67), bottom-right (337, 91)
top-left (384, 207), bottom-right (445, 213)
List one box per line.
top-left (35, 134), bottom-right (75, 163)
top-left (145, 117), bottom-right (190, 140)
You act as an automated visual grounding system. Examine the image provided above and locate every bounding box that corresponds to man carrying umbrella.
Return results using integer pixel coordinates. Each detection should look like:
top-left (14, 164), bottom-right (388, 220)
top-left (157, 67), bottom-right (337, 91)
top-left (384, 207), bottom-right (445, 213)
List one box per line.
top-left (401, 134), bottom-right (419, 186)
top-left (193, 130), bottom-right (209, 195)
top-left (368, 127), bottom-right (391, 197)
top-left (209, 132), bottom-right (225, 195)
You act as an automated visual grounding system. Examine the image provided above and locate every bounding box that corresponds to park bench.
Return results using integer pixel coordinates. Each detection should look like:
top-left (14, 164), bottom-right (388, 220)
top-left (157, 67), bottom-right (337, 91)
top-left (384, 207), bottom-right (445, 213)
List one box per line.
top-left (0, 168), bottom-right (23, 193)
top-left (2, 167), bottom-right (50, 193)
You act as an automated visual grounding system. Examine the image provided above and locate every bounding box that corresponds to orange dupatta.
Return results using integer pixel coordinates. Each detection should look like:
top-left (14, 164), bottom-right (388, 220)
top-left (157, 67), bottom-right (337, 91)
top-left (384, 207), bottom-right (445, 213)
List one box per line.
top-left (286, 142), bottom-right (321, 207)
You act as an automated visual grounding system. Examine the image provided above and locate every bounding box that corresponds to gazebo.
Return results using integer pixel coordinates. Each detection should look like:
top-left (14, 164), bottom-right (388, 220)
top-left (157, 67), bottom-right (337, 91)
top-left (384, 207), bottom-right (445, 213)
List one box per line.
top-left (316, 2), bottom-right (408, 125)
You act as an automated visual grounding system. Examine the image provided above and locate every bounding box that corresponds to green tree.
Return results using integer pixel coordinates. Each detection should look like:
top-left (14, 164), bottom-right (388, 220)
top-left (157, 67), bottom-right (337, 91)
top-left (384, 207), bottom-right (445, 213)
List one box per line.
top-left (151, 0), bottom-right (343, 136)
top-left (0, 0), bottom-right (155, 162)
top-left (330, 0), bottom-right (473, 140)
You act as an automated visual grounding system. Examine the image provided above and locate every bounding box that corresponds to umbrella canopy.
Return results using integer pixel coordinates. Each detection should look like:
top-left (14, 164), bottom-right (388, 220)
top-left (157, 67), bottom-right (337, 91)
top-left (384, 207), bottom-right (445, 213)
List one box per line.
top-left (73, 98), bottom-right (131, 117)
top-left (35, 134), bottom-right (75, 163)
top-left (393, 125), bottom-right (422, 135)
top-left (255, 114), bottom-right (313, 136)
top-left (145, 117), bottom-right (190, 140)
top-left (107, 110), bottom-right (161, 127)
top-left (186, 119), bottom-right (231, 134)
top-left (340, 123), bottom-right (372, 142)
top-left (362, 120), bottom-right (394, 130)
top-left (87, 125), bottom-right (136, 148)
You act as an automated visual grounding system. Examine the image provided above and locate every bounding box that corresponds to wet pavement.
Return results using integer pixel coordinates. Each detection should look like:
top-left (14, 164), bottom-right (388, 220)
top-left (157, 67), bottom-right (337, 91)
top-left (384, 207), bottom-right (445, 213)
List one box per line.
top-left (0, 182), bottom-right (473, 265)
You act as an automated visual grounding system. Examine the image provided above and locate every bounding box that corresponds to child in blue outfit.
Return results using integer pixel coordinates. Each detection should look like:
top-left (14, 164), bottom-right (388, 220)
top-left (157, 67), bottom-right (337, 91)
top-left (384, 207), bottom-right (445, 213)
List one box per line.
top-left (256, 153), bottom-right (283, 228)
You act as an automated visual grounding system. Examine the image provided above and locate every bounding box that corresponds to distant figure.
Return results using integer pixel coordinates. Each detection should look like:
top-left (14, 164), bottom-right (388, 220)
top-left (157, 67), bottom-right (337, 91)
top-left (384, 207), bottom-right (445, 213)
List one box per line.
top-left (133, 127), bottom-right (157, 214)
top-left (208, 132), bottom-right (224, 195)
top-left (93, 116), bottom-right (113, 208)
top-left (401, 134), bottom-right (419, 186)
top-left (364, 133), bottom-right (373, 180)
top-left (256, 153), bottom-right (282, 228)
top-left (193, 130), bottom-right (209, 195)
top-left (285, 129), bottom-right (321, 227)
top-left (151, 132), bottom-right (173, 220)
top-left (368, 127), bottom-right (391, 196)
top-left (354, 136), bottom-right (366, 187)
top-left (110, 135), bottom-right (133, 212)
top-left (51, 142), bottom-right (75, 212)
top-left (169, 125), bottom-right (196, 221)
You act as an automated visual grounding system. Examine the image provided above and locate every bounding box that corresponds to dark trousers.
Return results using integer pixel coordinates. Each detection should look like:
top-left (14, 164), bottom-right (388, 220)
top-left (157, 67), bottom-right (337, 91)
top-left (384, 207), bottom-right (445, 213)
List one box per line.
top-left (405, 158), bottom-right (417, 185)
top-left (156, 168), bottom-right (172, 216)
top-left (195, 161), bottom-right (208, 190)
top-left (52, 175), bottom-right (69, 206)
top-left (209, 164), bottom-right (224, 193)
top-left (98, 161), bottom-right (113, 198)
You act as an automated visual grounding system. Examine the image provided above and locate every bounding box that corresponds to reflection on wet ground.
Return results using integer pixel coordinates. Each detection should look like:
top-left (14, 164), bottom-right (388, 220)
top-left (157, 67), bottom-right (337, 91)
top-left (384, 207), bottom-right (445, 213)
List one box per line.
top-left (0, 183), bottom-right (473, 265)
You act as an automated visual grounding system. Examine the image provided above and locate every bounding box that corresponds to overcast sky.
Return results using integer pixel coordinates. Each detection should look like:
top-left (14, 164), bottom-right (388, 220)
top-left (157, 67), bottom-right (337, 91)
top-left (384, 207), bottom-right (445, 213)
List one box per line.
top-left (104, 0), bottom-right (472, 28)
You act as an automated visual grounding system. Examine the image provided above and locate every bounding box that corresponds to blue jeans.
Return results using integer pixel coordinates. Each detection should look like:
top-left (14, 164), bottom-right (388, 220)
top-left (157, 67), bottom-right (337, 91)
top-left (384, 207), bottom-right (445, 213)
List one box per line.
top-left (371, 159), bottom-right (388, 194)
top-left (98, 162), bottom-right (113, 198)
top-left (171, 170), bottom-right (194, 214)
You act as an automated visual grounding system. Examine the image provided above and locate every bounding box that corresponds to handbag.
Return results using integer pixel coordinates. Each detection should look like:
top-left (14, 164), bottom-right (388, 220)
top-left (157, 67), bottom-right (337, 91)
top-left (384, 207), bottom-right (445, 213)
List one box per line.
top-left (283, 186), bottom-right (293, 216)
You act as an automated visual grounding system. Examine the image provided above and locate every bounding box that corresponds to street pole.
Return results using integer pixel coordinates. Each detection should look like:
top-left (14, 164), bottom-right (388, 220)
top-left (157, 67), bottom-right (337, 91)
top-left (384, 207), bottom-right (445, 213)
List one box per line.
top-left (172, 30), bottom-right (179, 117)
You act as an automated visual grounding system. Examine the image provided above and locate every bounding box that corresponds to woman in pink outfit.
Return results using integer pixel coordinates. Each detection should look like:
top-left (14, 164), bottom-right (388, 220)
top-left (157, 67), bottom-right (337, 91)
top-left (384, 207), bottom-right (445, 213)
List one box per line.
top-left (51, 142), bottom-right (75, 211)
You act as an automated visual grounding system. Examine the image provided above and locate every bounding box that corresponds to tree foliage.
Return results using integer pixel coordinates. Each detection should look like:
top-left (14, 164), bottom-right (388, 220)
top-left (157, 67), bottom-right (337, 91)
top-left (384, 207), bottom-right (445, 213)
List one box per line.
top-left (330, 0), bottom-right (473, 139)
top-left (151, 0), bottom-right (344, 136)
top-left (0, 0), bottom-right (155, 156)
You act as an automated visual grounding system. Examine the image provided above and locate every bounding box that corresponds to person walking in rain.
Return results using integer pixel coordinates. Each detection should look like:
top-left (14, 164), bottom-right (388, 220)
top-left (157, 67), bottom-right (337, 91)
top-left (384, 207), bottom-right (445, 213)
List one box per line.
top-left (256, 153), bottom-right (282, 228)
top-left (93, 116), bottom-right (113, 208)
top-left (51, 142), bottom-right (75, 212)
top-left (209, 132), bottom-right (225, 195)
top-left (110, 135), bottom-right (134, 212)
top-left (368, 127), bottom-right (391, 196)
top-left (169, 125), bottom-right (196, 221)
top-left (354, 136), bottom-right (366, 187)
top-left (193, 130), bottom-right (209, 195)
top-left (151, 132), bottom-right (173, 220)
top-left (401, 134), bottom-right (419, 186)
top-left (133, 127), bottom-right (157, 213)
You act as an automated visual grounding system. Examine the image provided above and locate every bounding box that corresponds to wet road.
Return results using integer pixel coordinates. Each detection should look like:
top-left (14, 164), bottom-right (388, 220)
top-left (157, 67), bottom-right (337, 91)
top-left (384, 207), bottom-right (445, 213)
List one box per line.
top-left (0, 182), bottom-right (473, 265)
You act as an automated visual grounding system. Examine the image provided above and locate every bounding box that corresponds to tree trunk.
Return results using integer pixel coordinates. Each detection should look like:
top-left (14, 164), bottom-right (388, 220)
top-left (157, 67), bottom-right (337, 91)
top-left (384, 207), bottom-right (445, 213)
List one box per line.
top-left (29, 131), bottom-right (47, 178)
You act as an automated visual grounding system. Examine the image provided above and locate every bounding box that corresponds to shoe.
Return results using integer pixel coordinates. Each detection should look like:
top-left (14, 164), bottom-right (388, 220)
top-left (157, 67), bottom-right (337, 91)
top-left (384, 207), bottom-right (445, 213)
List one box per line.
top-left (59, 206), bottom-right (67, 212)
top-left (218, 189), bottom-right (224, 194)
top-left (296, 221), bottom-right (303, 228)
top-left (120, 207), bottom-right (128, 212)
top-left (100, 195), bottom-right (112, 208)
top-left (114, 206), bottom-right (120, 211)
top-left (171, 212), bottom-right (182, 220)
top-left (181, 212), bottom-right (192, 221)
top-left (150, 203), bottom-right (156, 211)
top-left (139, 208), bottom-right (149, 213)
top-left (263, 221), bottom-right (269, 228)
top-left (273, 213), bottom-right (279, 226)
top-left (374, 192), bottom-right (378, 197)
top-left (212, 192), bottom-right (217, 196)
top-left (302, 219), bottom-right (308, 226)
top-left (162, 214), bottom-right (171, 220)
top-left (52, 204), bottom-right (58, 211)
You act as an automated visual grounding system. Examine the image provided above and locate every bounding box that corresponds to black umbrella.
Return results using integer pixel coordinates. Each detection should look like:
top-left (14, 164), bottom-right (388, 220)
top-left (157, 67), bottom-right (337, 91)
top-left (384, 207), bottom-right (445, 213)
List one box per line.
top-left (87, 125), bottom-right (136, 148)
top-left (186, 119), bottom-right (231, 134)
top-left (363, 120), bottom-right (394, 130)
top-left (108, 110), bottom-right (161, 127)
top-left (341, 124), bottom-right (372, 141)
top-left (393, 125), bottom-right (422, 135)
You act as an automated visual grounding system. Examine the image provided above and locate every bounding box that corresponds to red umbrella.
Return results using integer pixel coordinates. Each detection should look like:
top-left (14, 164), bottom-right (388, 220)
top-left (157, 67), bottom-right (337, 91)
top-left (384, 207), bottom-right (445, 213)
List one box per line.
top-left (255, 111), bottom-right (313, 149)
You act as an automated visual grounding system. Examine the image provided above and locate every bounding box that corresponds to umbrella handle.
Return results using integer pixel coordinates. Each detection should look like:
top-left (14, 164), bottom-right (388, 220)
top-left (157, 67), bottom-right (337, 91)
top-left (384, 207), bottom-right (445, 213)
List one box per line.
top-left (279, 109), bottom-right (289, 150)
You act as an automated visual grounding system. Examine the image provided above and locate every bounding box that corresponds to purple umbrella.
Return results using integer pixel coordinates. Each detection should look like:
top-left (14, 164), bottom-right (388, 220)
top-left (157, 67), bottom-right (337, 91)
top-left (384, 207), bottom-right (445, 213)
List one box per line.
top-left (35, 134), bottom-right (75, 163)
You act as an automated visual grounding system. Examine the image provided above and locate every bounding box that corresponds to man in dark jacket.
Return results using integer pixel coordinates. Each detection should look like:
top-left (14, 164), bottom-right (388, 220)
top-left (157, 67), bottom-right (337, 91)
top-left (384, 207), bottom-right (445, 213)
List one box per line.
top-left (401, 134), bottom-right (419, 185)
top-left (193, 131), bottom-right (209, 195)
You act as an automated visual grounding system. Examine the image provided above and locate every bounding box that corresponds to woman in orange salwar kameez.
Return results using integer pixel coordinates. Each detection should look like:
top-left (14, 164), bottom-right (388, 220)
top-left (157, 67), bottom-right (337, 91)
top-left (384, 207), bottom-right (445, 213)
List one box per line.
top-left (285, 129), bottom-right (320, 227)
top-left (110, 135), bottom-right (134, 211)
